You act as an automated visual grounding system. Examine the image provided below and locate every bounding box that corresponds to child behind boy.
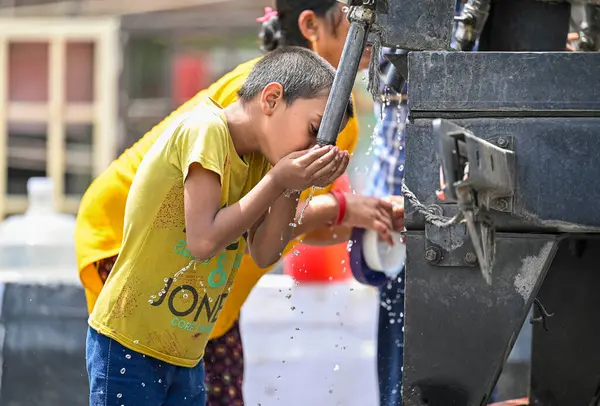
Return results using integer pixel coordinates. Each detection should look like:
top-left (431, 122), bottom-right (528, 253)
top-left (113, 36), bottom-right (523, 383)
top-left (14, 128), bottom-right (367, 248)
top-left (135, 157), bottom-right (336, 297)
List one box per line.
top-left (86, 46), bottom-right (353, 406)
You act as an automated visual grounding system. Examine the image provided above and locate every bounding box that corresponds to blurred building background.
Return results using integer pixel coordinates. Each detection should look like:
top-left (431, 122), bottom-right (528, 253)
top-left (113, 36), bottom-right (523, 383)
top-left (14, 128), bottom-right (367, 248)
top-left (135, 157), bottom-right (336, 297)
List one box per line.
top-left (0, 0), bottom-right (315, 220)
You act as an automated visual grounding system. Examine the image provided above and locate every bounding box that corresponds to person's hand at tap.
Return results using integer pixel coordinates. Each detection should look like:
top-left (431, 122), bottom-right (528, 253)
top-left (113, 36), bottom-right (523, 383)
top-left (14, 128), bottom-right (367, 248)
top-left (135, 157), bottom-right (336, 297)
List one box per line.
top-left (341, 194), bottom-right (396, 245)
top-left (384, 195), bottom-right (405, 230)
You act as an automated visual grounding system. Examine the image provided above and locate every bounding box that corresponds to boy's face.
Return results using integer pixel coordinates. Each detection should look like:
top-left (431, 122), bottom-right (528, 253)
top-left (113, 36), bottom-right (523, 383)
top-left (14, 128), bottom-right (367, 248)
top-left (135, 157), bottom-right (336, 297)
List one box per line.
top-left (259, 84), bottom-right (332, 164)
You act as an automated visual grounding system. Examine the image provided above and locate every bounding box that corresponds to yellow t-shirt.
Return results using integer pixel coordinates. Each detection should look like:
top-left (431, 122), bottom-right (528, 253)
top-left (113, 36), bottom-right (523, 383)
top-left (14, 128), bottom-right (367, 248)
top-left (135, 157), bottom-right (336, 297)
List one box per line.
top-left (75, 56), bottom-right (359, 339)
top-left (89, 99), bottom-right (270, 367)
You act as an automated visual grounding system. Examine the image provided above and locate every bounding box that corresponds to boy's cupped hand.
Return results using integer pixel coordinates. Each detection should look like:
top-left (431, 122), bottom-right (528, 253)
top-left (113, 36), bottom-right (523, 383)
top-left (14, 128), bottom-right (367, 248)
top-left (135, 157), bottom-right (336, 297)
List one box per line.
top-left (272, 145), bottom-right (349, 191)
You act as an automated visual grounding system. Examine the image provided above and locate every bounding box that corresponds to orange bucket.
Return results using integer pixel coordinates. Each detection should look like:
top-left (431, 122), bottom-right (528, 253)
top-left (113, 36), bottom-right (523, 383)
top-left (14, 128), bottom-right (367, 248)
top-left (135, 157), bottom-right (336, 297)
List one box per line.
top-left (284, 174), bottom-right (352, 283)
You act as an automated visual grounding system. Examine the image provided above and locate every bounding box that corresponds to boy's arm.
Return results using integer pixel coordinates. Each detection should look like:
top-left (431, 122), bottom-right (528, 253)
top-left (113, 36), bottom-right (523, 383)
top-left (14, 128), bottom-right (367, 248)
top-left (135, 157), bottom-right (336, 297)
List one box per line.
top-left (184, 164), bottom-right (284, 263)
top-left (185, 146), bottom-right (341, 265)
top-left (247, 191), bottom-right (301, 268)
top-left (247, 147), bottom-right (349, 267)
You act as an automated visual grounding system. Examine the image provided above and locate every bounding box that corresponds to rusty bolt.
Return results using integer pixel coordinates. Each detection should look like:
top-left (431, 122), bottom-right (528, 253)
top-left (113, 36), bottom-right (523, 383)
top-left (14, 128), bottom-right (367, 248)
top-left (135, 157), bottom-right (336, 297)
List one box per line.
top-left (425, 247), bottom-right (441, 264)
top-left (465, 252), bottom-right (478, 265)
top-left (497, 137), bottom-right (508, 148)
top-left (495, 198), bottom-right (509, 211)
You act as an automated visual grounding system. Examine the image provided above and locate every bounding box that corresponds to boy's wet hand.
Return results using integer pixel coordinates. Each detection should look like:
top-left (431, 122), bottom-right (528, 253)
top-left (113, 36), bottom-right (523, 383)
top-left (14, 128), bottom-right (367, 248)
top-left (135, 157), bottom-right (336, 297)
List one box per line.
top-left (273, 145), bottom-right (343, 190)
top-left (310, 147), bottom-right (349, 188)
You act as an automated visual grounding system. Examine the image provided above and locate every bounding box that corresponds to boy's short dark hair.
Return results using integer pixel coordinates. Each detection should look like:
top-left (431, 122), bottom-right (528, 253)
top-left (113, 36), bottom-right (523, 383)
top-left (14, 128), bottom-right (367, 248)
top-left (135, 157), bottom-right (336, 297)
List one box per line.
top-left (237, 46), bottom-right (354, 119)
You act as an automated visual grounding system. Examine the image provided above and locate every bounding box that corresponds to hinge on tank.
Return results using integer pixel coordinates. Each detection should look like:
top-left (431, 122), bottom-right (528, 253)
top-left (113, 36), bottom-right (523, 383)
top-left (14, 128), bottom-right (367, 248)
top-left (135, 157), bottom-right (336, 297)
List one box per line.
top-left (433, 119), bottom-right (516, 283)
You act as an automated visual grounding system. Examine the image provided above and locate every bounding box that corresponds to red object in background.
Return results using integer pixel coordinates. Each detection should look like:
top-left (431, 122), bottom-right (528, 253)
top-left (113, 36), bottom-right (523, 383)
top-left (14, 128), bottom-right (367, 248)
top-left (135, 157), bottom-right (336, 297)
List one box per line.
top-left (489, 399), bottom-right (528, 406)
top-left (173, 55), bottom-right (208, 106)
top-left (284, 174), bottom-right (352, 283)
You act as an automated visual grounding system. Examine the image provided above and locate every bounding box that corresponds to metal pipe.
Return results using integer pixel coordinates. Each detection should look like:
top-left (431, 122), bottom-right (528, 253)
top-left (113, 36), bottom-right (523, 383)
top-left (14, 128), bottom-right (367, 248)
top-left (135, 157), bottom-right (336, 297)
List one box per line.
top-left (317, 5), bottom-right (372, 146)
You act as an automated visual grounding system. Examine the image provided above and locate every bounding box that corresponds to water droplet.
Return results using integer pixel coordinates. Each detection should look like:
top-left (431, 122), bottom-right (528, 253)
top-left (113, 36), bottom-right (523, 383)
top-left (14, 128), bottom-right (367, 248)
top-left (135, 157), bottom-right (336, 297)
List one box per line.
top-left (133, 340), bottom-right (139, 344)
top-left (333, 364), bottom-right (340, 371)
top-left (120, 368), bottom-right (126, 374)
top-left (117, 393), bottom-right (122, 398)
top-left (158, 379), bottom-right (162, 383)
top-left (141, 382), bottom-right (146, 387)
top-left (285, 293), bottom-right (292, 299)
top-left (290, 306), bottom-right (296, 311)
top-left (125, 354), bottom-right (131, 359)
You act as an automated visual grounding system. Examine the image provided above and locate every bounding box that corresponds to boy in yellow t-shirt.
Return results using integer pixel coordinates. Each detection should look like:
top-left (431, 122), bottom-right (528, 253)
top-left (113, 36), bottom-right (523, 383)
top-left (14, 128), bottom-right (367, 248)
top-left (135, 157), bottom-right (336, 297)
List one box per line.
top-left (86, 47), bottom-right (352, 406)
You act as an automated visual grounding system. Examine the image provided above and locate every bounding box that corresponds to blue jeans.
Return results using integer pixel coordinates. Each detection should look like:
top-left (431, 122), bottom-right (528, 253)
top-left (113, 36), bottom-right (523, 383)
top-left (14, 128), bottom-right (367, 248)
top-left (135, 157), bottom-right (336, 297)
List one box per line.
top-left (377, 271), bottom-right (405, 406)
top-left (86, 327), bottom-right (206, 406)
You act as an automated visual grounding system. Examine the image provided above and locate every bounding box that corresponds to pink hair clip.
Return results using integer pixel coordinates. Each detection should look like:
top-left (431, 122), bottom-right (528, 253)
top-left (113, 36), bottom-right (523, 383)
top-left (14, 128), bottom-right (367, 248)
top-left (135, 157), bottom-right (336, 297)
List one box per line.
top-left (257, 6), bottom-right (278, 23)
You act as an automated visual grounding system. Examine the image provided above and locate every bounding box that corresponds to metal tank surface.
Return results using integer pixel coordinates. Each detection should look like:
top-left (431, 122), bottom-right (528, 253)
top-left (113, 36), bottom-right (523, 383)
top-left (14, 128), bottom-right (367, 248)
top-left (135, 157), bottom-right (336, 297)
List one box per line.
top-left (319, 0), bottom-right (600, 405)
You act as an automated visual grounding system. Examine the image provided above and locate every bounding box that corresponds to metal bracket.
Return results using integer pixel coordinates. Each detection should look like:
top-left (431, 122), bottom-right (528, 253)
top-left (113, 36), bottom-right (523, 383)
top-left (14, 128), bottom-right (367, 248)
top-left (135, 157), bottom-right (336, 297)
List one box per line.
top-left (433, 119), bottom-right (516, 283)
top-left (434, 119), bottom-right (516, 206)
top-left (424, 204), bottom-right (479, 268)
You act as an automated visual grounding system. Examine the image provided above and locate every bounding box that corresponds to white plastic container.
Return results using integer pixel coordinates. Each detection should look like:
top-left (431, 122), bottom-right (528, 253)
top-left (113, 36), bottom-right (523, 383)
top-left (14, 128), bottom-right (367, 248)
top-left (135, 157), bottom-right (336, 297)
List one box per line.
top-left (0, 178), bottom-right (77, 270)
top-left (362, 229), bottom-right (406, 278)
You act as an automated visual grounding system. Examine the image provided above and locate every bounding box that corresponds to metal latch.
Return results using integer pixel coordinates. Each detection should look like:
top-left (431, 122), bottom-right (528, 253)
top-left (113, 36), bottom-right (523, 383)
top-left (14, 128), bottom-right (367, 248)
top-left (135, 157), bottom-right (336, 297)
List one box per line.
top-left (433, 119), bottom-right (516, 283)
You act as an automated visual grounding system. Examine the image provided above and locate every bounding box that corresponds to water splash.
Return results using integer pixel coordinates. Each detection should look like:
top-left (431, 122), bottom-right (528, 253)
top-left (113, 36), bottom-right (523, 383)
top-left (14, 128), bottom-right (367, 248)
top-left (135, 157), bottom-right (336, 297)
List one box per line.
top-left (297, 186), bottom-right (317, 226)
top-left (149, 259), bottom-right (206, 303)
